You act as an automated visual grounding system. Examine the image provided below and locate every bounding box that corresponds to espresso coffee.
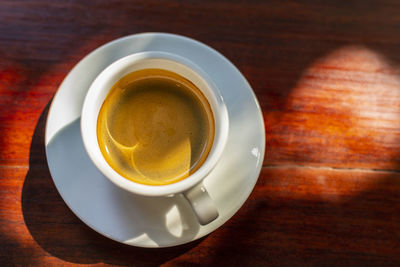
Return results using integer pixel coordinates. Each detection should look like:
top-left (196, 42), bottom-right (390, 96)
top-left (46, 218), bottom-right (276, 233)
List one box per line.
top-left (97, 69), bottom-right (214, 185)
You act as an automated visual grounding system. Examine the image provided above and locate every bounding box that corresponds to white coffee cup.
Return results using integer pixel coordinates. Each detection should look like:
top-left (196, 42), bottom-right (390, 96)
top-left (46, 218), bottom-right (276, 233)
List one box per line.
top-left (81, 51), bottom-right (229, 225)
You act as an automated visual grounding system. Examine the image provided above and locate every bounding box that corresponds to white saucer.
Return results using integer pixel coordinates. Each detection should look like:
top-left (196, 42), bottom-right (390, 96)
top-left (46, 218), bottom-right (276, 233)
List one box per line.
top-left (45, 33), bottom-right (265, 248)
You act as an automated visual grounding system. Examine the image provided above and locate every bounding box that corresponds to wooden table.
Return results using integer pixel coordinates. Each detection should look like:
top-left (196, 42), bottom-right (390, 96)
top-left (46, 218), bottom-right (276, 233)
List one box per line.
top-left (1, 0), bottom-right (400, 265)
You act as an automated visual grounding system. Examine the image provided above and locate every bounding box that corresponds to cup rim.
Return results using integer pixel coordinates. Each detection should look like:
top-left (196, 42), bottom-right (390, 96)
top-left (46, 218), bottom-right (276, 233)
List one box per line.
top-left (81, 51), bottom-right (229, 196)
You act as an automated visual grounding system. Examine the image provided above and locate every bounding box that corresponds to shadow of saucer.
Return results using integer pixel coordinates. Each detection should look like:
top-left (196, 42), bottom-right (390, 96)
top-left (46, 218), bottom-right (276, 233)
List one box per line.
top-left (21, 102), bottom-right (204, 265)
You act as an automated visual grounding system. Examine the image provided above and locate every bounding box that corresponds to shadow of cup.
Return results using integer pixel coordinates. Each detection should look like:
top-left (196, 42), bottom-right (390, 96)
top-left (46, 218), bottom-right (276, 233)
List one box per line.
top-left (21, 103), bottom-right (204, 265)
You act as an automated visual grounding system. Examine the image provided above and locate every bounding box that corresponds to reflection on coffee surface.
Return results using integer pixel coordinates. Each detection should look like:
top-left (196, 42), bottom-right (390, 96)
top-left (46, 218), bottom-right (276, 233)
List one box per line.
top-left (97, 69), bottom-right (214, 185)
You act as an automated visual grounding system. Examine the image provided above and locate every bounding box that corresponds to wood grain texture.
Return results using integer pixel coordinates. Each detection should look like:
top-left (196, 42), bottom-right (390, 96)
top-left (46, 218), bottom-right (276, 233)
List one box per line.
top-left (1, 0), bottom-right (400, 265)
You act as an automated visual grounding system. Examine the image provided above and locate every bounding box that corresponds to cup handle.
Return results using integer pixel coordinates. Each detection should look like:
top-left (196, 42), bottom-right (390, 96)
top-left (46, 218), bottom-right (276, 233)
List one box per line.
top-left (183, 182), bottom-right (219, 225)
